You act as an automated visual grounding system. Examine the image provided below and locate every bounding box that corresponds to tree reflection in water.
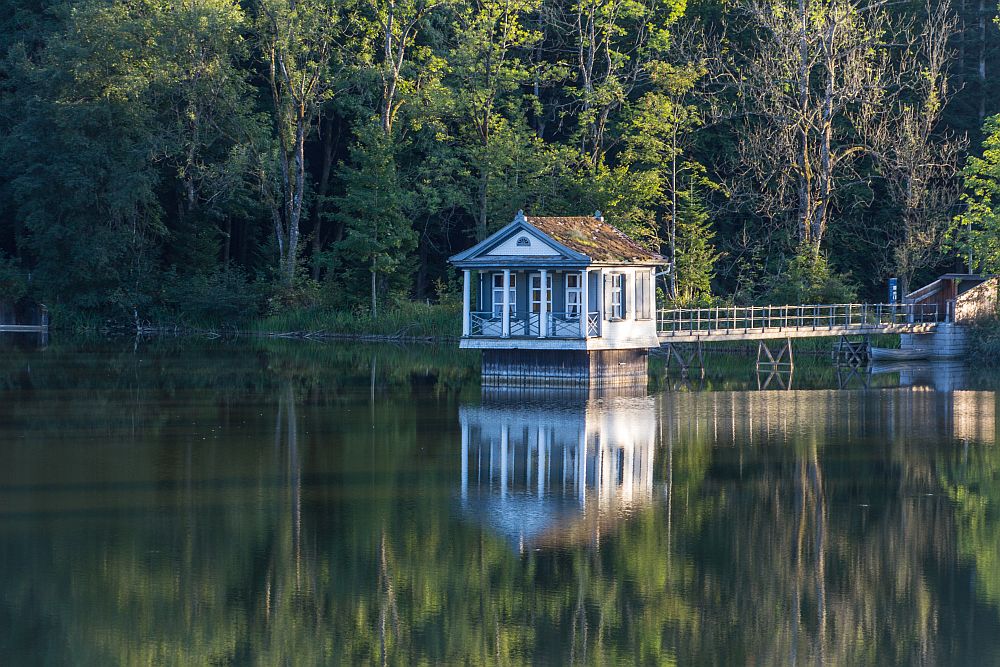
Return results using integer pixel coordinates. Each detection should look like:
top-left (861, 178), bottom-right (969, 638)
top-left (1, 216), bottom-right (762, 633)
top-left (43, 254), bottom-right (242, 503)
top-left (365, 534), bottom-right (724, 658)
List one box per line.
top-left (0, 342), bottom-right (999, 664)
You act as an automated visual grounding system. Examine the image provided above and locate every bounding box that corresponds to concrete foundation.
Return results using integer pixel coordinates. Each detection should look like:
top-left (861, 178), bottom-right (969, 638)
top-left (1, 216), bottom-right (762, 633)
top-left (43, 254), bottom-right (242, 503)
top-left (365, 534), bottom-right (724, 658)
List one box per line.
top-left (900, 323), bottom-right (969, 359)
top-left (481, 348), bottom-right (649, 387)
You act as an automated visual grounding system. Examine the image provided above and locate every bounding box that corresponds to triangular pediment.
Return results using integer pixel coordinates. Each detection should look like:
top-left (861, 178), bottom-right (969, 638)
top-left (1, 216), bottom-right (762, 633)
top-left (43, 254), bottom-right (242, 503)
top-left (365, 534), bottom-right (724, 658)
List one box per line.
top-left (449, 214), bottom-right (591, 267)
top-left (486, 228), bottom-right (559, 256)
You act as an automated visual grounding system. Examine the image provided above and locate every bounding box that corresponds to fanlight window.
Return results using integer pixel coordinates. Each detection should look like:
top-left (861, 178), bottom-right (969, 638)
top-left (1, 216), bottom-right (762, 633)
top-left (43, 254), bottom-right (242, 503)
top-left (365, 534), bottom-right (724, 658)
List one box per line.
top-left (516, 236), bottom-right (531, 247)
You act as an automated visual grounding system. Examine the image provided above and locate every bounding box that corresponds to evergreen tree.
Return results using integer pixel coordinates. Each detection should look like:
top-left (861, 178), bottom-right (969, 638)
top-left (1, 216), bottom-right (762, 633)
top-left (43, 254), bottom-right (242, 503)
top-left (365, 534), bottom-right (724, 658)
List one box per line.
top-left (328, 127), bottom-right (416, 316)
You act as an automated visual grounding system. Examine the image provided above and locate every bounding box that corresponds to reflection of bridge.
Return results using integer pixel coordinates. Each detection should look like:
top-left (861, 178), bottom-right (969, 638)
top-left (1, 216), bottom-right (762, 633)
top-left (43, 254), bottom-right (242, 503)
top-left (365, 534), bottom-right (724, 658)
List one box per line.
top-left (656, 303), bottom-right (940, 343)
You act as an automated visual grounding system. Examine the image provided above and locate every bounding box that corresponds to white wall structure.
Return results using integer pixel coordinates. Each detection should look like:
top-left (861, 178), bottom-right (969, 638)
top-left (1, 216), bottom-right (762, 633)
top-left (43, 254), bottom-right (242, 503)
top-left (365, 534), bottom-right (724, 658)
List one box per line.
top-left (450, 211), bottom-right (665, 354)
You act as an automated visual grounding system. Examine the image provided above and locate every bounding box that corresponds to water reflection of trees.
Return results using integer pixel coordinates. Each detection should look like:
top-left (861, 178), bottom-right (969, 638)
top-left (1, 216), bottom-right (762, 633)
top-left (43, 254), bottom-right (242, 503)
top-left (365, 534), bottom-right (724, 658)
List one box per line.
top-left (3, 343), bottom-right (1000, 663)
top-left (660, 389), bottom-right (1000, 664)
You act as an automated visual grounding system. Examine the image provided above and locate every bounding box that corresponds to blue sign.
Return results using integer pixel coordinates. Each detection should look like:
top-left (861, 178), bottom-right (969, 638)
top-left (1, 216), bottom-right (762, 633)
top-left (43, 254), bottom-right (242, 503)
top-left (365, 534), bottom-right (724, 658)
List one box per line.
top-left (888, 277), bottom-right (898, 304)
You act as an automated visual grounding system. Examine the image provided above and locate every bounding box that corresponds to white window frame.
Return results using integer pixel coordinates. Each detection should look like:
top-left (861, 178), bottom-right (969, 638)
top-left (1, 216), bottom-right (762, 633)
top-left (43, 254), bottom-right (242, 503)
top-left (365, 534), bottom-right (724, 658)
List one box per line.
top-left (492, 273), bottom-right (516, 318)
top-left (529, 273), bottom-right (552, 314)
top-left (610, 273), bottom-right (624, 320)
top-left (565, 274), bottom-right (582, 319)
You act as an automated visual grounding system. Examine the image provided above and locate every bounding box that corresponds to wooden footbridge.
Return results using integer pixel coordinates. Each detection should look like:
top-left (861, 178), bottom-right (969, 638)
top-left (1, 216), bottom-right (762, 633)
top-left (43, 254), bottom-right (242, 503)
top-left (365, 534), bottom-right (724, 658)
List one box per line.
top-left (655, 303), bottom-right (943, 375)
top-left (656, 303), bottom-right (940, 343)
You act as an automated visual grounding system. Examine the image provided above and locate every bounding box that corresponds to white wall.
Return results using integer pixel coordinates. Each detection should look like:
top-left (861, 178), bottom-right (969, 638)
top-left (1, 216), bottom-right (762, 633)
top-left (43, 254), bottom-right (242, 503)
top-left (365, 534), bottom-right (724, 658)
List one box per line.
top-left (593, 267), bottom-right (659, 349)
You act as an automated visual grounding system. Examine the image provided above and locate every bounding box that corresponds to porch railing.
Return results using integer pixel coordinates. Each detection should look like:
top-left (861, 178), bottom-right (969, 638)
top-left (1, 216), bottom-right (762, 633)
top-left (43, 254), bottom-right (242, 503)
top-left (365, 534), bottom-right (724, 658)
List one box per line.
top-left (587, 311), bottom-right (600, 337)
top-left (467, 310), bottom-right (592, 338)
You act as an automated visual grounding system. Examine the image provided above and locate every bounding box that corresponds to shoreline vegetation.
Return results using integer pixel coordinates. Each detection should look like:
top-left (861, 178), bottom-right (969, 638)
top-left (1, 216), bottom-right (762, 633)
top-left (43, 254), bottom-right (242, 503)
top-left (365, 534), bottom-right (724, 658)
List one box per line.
top-left (966, 316), bottom-right (1000, 364)
top-left (58, 301), bottom-right (463, 342)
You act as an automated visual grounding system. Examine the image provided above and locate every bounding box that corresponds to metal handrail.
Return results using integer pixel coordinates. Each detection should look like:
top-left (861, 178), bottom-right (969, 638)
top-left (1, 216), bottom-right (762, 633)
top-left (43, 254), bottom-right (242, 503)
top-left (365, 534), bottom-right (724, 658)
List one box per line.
top-left (656, 303), bottom-right (941, 336)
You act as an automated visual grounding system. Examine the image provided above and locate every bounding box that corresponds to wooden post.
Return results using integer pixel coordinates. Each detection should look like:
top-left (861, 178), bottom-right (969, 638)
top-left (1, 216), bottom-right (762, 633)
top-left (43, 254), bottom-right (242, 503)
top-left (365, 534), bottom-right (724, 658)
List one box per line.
top-left (539, 269), bottom-right (548, 338)
top-left (462, 269), bottom-right (471, 337)
top-left (580, 269), bottom-right (589, 338)
top-left (501, 269), bottom-right (511, 338)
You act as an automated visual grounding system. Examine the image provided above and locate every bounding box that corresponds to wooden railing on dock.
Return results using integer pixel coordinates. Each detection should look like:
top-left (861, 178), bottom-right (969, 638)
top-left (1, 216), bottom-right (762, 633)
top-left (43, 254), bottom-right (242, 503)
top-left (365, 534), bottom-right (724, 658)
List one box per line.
top-left (657, 303), bottom-right (940, 340)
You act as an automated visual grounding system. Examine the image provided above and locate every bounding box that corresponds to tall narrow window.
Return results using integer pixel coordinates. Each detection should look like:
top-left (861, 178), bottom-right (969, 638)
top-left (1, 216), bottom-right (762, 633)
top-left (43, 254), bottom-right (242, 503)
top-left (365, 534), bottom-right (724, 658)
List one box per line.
top-left (529, 273), bottom-right (552, 313)
top-left (635, 270), bottom-right (652, 319)
top-left (492, 273), bottom-right (516, 318)
top-left (566, 274), bottom-right (582, 319)
top-left (610, 274), bottom-right (624, 319)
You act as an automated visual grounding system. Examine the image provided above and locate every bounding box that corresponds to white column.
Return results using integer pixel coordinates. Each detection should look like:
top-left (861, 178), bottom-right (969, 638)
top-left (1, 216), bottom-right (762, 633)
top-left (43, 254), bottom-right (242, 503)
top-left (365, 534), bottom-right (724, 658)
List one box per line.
top-left (462, 269), bottom-right (471, 337)
top-left (539, 269), bottom-right (548, 338)
top-left (579, 269), bottom-right (589, 338)
top-left (461, 420), bottom-right (469, 501)
top-left (501, 269), bottom-right (511, 338)
top-left (596, 268), bottom-right (605, 325)
top-left (500, 423), bottom-right (509, 498)
top-left (537, 426), bottom-right (546, 497)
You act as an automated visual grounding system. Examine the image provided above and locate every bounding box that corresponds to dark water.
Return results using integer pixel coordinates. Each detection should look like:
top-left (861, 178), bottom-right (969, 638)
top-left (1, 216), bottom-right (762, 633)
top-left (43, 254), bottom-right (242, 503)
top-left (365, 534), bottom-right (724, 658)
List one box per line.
top-left (1, 338), bottom-right (999, 665)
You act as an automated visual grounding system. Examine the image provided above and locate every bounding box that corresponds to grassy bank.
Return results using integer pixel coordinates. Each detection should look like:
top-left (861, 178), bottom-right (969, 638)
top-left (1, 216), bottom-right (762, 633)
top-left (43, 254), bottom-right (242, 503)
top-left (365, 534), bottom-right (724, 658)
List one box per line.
top-left (247, 301), bottom-right (461, 340)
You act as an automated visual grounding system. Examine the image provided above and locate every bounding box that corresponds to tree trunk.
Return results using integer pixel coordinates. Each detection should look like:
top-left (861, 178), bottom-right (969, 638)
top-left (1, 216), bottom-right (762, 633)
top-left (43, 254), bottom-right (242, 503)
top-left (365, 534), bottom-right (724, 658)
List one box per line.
top-left (796, 0), bottom-right (812, 247)
top-left (978, 0), bottom-right (987, 122)
top-left (476, 166), bottom-right (489, 241)
top-left (223, 216), bottom-right (231, 265)
top-left (312, 114), bottom-right (337, 281)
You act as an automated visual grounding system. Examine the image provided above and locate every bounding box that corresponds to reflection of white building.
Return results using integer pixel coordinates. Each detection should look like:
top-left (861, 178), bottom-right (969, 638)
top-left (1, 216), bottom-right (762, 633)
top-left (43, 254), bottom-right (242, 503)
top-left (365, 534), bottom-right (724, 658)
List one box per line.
top-left (459, 394), bottom-right (656, 549)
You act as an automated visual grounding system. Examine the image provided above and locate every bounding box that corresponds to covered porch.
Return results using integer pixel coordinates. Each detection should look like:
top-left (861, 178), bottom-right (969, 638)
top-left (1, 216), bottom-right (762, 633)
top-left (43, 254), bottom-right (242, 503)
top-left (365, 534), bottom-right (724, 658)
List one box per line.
top-left (460, 268), bottom-right (601, 340)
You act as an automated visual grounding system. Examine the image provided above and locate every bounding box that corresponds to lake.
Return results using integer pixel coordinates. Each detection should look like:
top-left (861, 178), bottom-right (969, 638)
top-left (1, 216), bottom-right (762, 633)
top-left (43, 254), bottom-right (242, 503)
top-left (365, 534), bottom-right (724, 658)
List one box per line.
top-left (1, 337), bottom-right (999, 665)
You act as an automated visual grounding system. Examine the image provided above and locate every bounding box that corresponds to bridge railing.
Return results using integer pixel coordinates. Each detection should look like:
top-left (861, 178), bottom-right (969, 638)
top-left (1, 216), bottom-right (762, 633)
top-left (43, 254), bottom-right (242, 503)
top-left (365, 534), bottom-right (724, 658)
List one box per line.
top-left (657, 303), bottom-right (940, 335)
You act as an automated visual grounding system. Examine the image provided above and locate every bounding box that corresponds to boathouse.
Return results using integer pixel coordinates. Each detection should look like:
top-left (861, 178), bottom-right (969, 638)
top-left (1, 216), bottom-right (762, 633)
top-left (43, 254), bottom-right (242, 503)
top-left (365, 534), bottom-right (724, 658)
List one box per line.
top-left (449, 210), bottom-right (665, 385)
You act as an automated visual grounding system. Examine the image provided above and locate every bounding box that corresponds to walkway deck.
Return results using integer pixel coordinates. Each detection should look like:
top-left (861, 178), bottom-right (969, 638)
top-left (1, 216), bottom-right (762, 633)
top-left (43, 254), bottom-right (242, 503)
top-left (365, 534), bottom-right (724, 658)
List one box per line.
top-left (0, 324), bottom-right (48, 333)
top-left (657, 303), bottom-right (940, 343)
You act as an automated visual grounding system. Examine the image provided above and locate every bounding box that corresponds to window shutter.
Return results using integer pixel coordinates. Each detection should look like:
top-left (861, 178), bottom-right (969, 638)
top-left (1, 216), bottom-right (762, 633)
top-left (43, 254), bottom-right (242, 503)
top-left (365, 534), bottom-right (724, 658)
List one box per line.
top-left (622, 274), bottom-right (629, 318)
top-left (637, 271), bottom-right (650, 319)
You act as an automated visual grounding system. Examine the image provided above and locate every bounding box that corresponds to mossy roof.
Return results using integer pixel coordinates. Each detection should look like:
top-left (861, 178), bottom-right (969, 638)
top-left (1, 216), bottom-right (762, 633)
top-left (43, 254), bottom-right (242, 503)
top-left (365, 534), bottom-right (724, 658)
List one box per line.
top-left (525, 216), bottom-right (663, 263)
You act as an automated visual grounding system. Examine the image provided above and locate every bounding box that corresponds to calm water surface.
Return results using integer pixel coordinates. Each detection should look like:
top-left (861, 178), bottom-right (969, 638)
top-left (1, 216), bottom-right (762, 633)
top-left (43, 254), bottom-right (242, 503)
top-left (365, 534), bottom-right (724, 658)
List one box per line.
top-left (1, 338), bottom-right (999, 665)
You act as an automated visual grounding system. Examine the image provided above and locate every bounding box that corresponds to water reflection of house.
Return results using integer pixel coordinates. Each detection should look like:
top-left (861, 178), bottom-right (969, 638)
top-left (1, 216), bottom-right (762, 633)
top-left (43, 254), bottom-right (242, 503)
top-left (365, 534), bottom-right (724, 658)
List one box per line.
top-left (953, 391), bottom-right (997, 445)
top-left (458, 391), bottom-right (656, 550)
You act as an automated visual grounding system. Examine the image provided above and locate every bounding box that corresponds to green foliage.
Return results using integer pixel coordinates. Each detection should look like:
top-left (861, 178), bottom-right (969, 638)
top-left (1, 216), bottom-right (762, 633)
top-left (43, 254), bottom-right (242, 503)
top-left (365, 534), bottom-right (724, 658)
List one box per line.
top-left (326, 126), bottom-right (417, 313)
top-left (955, 115), bottom-right (1000, 272)
top-left (159, 265), bottom-right (261, 325)
top-left (0, 252), bottom-right (27, 303)
top-left (673, 189), bottom-right (719, 305)
top-left (965, 315), bottom-right (1000, 365)
top-left (1, 0), bottom-right (997, 322)
top-left (762, 247), bottom-right (858, 305)
top-left (250, 300), bottom-right (461, 337)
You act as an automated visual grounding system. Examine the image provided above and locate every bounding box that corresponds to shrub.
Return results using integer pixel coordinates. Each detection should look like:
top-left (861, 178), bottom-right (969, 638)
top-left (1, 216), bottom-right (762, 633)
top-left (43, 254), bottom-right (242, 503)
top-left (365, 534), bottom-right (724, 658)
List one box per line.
top-left (762, 247), bottom-right (857, 305)
top-left (0, 253), bottom-right (27, 303)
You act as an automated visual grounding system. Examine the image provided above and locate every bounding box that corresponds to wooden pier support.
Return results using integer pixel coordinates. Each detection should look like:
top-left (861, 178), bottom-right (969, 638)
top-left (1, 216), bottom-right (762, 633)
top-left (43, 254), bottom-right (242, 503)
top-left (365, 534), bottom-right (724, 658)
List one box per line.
top-left (756, 338), bottom-right (794, 372)
top-left (755, 338), bottom-right (794, 390)
top-left (664, 341), bottom-right (705, 376)
top-left (756, 369), bottom-right (793, 390)
top-left (836, 363), bottom-right (871, 389)
top-left (832, 334), bottom-right (870, 366)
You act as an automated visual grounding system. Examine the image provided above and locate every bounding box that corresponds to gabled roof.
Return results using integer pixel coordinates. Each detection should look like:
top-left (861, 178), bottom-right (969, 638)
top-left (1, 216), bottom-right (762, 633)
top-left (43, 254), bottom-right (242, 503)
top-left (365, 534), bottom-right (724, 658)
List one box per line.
top-left (449, 211), bottom-right (664, 268)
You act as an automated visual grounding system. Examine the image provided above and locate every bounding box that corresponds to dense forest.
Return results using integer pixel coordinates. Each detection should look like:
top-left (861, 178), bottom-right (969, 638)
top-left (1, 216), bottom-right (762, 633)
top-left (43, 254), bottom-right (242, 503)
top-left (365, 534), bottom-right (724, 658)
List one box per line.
top-left (1, 0), bottom-right (1000, 326)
